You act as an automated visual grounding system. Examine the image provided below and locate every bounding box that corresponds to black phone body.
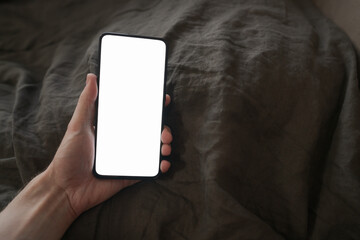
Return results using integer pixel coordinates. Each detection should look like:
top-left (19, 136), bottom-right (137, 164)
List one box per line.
top-left (93, 33), bottom-right (167, 179)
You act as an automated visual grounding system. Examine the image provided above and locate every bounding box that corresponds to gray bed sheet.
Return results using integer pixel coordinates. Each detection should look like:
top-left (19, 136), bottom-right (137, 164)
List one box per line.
top-left (0, 0), bottom-right (359, 239)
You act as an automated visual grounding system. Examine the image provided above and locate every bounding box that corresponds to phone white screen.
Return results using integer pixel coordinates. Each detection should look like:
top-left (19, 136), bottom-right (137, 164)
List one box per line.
top-left (94, 34), bottom-right (166, 177)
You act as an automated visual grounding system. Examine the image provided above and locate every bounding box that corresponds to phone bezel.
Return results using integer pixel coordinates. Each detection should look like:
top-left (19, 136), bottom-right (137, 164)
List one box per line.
top-left (93, 32), bottom-right (168, 179)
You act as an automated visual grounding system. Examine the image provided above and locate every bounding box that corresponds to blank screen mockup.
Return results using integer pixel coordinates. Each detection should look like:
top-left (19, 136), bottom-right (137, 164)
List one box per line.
top-left (95, 34), bottom-right (166, 177)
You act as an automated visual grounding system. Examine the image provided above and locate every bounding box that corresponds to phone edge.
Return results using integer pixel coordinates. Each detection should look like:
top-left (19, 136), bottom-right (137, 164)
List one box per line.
top-left (92, 32), bottom-right (168, 180)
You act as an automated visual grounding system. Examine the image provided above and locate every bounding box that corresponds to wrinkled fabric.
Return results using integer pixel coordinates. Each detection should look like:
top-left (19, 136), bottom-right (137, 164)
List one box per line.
top-left (0, 0), bottom-right (359, 239)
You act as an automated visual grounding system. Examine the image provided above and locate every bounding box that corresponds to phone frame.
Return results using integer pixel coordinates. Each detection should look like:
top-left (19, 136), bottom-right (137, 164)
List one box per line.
top-left (93, 32), bottom-right (168, 179)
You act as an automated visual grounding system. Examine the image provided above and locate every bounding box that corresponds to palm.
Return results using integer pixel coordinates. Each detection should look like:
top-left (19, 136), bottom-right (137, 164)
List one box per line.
top-left (51, 127), bottom-right (136, 216)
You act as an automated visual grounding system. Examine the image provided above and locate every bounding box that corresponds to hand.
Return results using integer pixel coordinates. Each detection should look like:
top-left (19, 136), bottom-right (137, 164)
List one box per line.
top-left (46, 73), bottom-right (173, 218)
top-left (0, 73), bottom-right (172, 240)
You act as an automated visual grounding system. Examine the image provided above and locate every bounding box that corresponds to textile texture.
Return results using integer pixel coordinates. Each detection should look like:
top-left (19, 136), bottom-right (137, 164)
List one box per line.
top-left (0, 0), bottom-right (359, 239)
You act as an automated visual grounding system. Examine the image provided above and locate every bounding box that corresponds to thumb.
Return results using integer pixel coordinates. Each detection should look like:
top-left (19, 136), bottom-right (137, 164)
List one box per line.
top-left (67, 73), bottom-right (98, 131)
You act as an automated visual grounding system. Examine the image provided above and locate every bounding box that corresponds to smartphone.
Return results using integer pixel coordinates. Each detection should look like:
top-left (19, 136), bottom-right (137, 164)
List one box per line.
top-left (93, 33), bottom-right (167, 178)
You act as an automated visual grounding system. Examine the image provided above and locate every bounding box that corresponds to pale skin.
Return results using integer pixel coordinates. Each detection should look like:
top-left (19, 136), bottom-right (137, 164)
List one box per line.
top-left (0, 73), bottom-right (173, 240)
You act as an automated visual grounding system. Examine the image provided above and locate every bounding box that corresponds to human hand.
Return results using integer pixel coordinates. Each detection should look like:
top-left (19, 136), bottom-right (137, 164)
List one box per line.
top-left (46, 73), bottom-right (172, 218)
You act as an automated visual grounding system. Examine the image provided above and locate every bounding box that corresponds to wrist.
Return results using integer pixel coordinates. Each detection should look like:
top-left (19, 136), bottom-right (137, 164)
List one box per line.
top-left (38, 169), bottom-right (78, 222)
top-left (0, 170), bottom-right (77, 240)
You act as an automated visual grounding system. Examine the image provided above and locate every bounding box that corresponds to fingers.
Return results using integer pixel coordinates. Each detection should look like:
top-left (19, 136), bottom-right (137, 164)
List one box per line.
top-left (160, 160), bottom-right (171, 173)
top-left (160, 125), bottom-right (172, 173)
top-left (161, 126), bottom-right (172, 144)
top-left (67, 74), bottom-right (98, 132)
top-left (161, 144), bottom-right (171, 155)
top-left (165, 94), bottom-right (171, 107)
top-left (162, 96), bottom-right (172, 153)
